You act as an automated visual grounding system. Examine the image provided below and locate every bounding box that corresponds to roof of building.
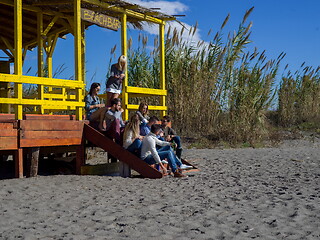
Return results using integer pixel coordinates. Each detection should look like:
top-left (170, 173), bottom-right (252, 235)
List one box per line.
top-left (0, 0), bottom-right (176, 51)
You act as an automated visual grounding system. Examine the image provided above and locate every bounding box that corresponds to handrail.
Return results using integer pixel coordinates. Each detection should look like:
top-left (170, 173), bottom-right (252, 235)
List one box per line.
top-left (0, 73), bottom-right (84, 116)
top-left (0, 73), bottom-right (84, 88)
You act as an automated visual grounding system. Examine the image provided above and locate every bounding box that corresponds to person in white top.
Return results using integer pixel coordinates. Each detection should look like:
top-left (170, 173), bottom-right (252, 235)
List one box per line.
top-left (123, 113), bottom-right (144, 156)
top-left (141, 124), bottom-right (187, 177)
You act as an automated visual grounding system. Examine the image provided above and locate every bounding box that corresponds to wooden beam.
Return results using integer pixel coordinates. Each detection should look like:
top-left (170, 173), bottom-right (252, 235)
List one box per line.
top-left (32, 0), bottom-right (72, 6)
top-left (159, 22), bottom-right (166, 117)
top-left (121, 13), bottom-right (128, 120)
top-left (14, 148), bottom-right (23, 178)
top-left (0, 0), bottom-right (72, 19)
top-left (30, 147), bottom-right (40, 177)
top-left (0, 36), bottom-right (14, 56)
top-left (37, 12), bottom-right (44, 114)
top-left (82, 0), bottom-right (165, 24)
top-left (14, 0), bottom-right (23, 120)
top-left (74, 0), bottom-right (83, 120)
top-left (1, 49), bottom-right (13, 59)
top-left (43, 15), bottom-right (60, 36)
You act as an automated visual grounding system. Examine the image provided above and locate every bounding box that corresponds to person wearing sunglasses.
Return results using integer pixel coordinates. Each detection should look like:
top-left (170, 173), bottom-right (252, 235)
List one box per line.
top-left (84, 82), bottom-right (105, 121)
top-left (161, 115), bottom-right (183, 160)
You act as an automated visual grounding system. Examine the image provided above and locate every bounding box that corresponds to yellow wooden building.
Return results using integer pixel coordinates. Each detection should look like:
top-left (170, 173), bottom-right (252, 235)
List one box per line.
top-left (0, 0), bottom-right (176, 120)
top-left (0, 0), bottom-right (181, 179)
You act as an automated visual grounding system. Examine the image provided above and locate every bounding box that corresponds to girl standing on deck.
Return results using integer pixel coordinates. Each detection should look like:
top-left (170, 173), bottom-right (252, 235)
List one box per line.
top-left (97, 55), bottom-right (127, 131)
top-left (105, 55), bottom-right (127, 107)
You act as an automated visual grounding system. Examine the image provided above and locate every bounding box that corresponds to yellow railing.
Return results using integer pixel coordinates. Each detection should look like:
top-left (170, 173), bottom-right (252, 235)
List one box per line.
top-left (98, 86), bottom-right (167, 114)
top-left (0, 73), bottom-right (85, 116)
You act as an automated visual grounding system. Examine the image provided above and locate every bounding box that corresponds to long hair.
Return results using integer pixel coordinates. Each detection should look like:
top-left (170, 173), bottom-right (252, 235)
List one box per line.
top-left (117, 55), bottom-right (127, 71)
top-left (138, 102), bottom-right (149, 117)
top-left (123, 113), bottom-right (140, 141)
top-left (89, 82), bottom-right (100, 95)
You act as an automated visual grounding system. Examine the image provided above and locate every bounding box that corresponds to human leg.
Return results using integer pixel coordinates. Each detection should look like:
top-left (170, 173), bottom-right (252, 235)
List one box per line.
top-left (143, 155), bottom-right (157, 165)
top-left (157, 145), bottom-right (171, 152)
top-left (172, 136), bottom-right (182, 159)
top-left (105, 119), bottom-right (121, 144)
top-left (126, 138), bottom-right (142, 156)
top-left (157, 150), bottom-right (178, 172)
top-left (158, 146), bottom-right (182, 167)
top-left (90, 107), bottom-right (106, 122)
top-left (172, 136), bottom-right (182, 149)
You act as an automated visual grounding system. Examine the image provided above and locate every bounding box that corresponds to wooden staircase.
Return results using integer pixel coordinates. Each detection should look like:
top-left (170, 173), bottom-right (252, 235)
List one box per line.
top-left (83, 123), bottom-right (163, 179)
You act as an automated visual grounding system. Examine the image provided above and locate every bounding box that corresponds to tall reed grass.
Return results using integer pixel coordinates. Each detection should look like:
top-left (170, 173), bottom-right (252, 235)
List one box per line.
top-left (278, 65), bottom-right (320, 128)
top-left (127, 8), bottom-right (284, 143)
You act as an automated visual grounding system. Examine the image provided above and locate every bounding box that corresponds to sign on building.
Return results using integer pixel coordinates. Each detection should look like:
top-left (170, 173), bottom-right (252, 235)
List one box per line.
top-left (81, 8), bottom-right (120, 31)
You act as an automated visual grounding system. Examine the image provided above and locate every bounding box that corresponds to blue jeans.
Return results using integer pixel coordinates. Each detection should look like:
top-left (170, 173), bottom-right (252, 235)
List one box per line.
top-left (157, 145), bottom-right (182, 165)
top-left (144, 146), bottom-right (181, 172)
top-left (171, 136), bottom-right (182, 149)
top-left (126, 139), bottom-right (142, 156)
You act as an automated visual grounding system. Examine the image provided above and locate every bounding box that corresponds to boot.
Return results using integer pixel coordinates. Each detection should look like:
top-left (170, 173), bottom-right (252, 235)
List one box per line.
top-left (173, 169), bottom-right (187, 178)
top-left (176, 148), bottom-right (183, 160)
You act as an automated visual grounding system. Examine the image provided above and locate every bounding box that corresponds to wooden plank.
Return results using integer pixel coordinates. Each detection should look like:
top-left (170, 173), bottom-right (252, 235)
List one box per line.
top-left (83, 124), bottom-right (163, 179)
top-left (81, 163), bottom-right (120, 175)
top-left (0, 114), bottom-right (15, 123)
top-left (20, 138), bottom-right (82, 147)
top-left (0, 137), bottom-right (18, 150)
top-left (30, 147), bottom-right (40, 177)
top-left (76, 141), bottom-right (85, 174)
top-left (0, 129), bottom-right (18, 137)
top-left (21, 130), bottom-right (82, 139)
top-left (14, 148), bottom-right (23, 178)
top-left (0, 114), bottom-right (15, 121)
top-left (0, 123), bottom-right (16, 129)
top-left (20, 120), bottom-right (84, 131)
top-left (23, 114), bottom-right (75, 120)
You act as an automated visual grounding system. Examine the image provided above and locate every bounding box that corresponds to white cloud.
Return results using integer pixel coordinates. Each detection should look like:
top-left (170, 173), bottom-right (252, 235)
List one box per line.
top-left (126, 0), bottom-right (208, 50)
top-left (126, 0), bottom-right (188, 15)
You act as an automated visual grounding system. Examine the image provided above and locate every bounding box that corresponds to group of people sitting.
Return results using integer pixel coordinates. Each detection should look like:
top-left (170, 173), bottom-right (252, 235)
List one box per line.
top-left (85, 82), bottom-right (192, 178)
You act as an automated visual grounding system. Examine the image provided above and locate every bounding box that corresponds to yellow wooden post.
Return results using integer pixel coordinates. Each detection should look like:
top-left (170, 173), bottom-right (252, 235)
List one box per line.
top-left (121, 13), bottom-right (128, 120)
top-left (0, 61), bottom-right (10, 113)
top-left (45, 35), bottom-right (58, 114)
top-left (14, 0), bottom-right (23, 120)
top-left (74, 0), bottom-right (83, 120)
top-left (81, 22), bottom-right (86, 97)
top-left (37, 12), bottom-right (44, 114)
top-left (159, 22), bottom-right (166, 117)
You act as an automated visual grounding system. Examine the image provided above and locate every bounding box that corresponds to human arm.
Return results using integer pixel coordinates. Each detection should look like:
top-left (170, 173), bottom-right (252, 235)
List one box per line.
top-left (110, 64), bottom-right (125, 79)
top-left (154, 137), bottom-right (170, 147)
top-left (85, 95), bottom-right (104, 111)
top-left (119, 112), bottom-right (126, 128)
top-left (158, 162), bottom-right (167, 175)
top-left (165, 127), bottom-right (177, 141)
top-left (150, 143), bottom-right (162, 164)
top-left (105, 110), bottom-right (116, 121)
top-left (136, 111), bottom-right (148, 124)
top-left (123, 130), bottom-right (133, 149)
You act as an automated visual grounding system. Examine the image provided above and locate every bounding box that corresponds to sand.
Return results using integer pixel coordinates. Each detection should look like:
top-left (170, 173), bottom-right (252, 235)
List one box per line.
top-left (0, 140), bottom-right (320, 239)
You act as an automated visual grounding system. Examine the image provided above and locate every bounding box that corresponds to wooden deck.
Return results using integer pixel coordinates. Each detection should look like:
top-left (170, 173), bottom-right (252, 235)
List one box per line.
top-left (0, 114), bottom-right (84, 178)
top-left (0, 114), bottom-right (164, 179)
top-left (0, 114), bottom-right (196, 179)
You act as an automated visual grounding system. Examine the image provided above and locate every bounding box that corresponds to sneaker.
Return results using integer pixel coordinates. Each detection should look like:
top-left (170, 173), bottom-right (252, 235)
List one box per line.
top-left (161, 160), bottom-right (168, 164)
top-left (173, 170), bottom-right (187, 178)
top-left (180, 164), bottom-right (193, 170)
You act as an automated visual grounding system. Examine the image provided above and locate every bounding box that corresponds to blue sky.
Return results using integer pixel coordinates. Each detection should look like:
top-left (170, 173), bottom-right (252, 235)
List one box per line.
top-left (2, 0), bottom-right (320, 91)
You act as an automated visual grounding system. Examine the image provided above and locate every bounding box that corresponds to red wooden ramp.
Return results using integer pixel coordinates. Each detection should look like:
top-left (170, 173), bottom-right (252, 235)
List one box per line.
top-left (83, 123), bottom-right (163, 179)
